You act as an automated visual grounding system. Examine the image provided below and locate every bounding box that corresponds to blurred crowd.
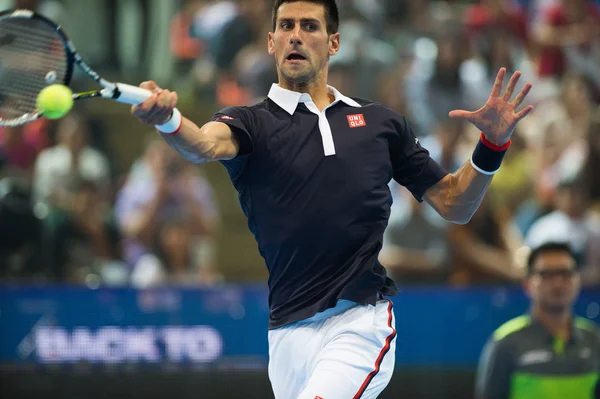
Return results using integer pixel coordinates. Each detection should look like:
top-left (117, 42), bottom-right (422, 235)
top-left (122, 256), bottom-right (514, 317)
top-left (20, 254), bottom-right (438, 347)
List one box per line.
top-left (0, 0), bottom-right (599, 288)
top-left (0, 115), bottom-right (222, 288)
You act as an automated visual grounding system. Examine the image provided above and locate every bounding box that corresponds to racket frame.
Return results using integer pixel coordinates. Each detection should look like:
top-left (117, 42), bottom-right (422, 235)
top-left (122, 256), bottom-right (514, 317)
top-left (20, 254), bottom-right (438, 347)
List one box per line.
top-left (0, 9), bottom-right (152, 126)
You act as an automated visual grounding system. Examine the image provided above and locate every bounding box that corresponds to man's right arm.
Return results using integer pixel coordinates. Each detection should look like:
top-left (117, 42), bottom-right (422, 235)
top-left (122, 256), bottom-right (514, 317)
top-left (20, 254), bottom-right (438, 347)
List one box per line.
top-left (130, 81), bottom-right (241, 164)
top-left (160, 118), bottom-right (241, 164)
top-left (475, 337), bottom-right (514, 399)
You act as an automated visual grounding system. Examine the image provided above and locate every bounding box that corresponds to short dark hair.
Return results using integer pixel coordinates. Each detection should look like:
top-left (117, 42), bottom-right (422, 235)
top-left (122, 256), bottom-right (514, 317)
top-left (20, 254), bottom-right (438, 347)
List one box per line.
top-left (272, 0), bottom-right (339, 35)
top-left (527, 242), bottom-right (578, 275)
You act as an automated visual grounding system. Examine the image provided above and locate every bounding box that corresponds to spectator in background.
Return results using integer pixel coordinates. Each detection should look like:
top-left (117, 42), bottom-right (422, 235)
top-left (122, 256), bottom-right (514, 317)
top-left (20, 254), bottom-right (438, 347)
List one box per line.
top-left (187, 0), bottom-right (270, 106)
top-left (542, 102), bottom-right (600, 203)
top-left (382, 0), bottom-right (458, 40)
top-left (419, 119), bottom-right (469, 173)
top-left (512, 170), bottom-right (556, 238)
top-left (0, 177), bottom-right (42, 280)
top-left (463, 0), bottom-right (529, 46)
top-left (40, 179), bottom-right (123, 283)
top-left (116, 138), bottom-right (220, 288)
top-left (329, 5), bottom-right (398, 99)
top-left (522, 73), bottom-right (595, 193)
top-left (581, 113), bottom-right (600, 210)
top-left (526, 178), bottom-right (600, 285)
top-left (488, 132), bottom-right (534, 214)
top-left (404, 31), bottom-right (470, 136)
top-left (448, 196), bottom-right (525, 286)
top-left (462, 27), bottom-right (535, 111)
top-left (381, 118), bottom-right (473, 285)
top-left (233, 24), bottom-right (279, 103)
top-left (558, 72), bottom-right (595, 142)
top-left (475, 242), bottom-right (600, 399)
top-left (532, 0), bottom-right (600, 93)
top-left (379, 189), bottom-right (449, 284)
top-left (0, 104), bottom-right (52, 180)
top-left (189, 0), bottom-right (261, 72)
top-left (0, 118), bottom-right (50, 154)
top-left (169, 0), bottom-right (205, 64)
top-left (33, 113), bottom-right (110, 205)
top-left (0, 125), bottom-right (39, 178)
top-left (374, 68), bottom-right (411, 125)
top-left (32, 113), bottom-right (121, 282)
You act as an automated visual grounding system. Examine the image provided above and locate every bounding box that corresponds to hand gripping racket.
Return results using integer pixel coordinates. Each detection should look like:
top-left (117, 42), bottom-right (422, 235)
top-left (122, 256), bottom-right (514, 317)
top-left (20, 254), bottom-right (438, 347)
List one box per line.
top-left (0, 9), bottom-right (171, 127)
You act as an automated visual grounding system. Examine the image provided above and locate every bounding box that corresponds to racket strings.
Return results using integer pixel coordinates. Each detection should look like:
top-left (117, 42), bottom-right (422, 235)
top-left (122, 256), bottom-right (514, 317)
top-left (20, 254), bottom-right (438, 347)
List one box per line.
top-left (0, 17), bottom-right (68, 122)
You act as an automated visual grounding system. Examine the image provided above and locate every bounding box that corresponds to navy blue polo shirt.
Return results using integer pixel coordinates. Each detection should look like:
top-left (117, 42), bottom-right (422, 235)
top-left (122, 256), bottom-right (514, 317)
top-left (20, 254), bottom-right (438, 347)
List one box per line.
top-left (212, 84), bottom-right (448, 329)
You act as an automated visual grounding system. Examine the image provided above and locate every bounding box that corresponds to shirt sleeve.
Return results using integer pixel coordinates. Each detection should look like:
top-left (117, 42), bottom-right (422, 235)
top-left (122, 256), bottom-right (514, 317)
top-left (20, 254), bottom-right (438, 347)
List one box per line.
top-left (389, 114), bottom-right (448, 202)
top-left (475, 337), bottom-right (514, 399)
top-left (210, 106), bottom-right (255, 156)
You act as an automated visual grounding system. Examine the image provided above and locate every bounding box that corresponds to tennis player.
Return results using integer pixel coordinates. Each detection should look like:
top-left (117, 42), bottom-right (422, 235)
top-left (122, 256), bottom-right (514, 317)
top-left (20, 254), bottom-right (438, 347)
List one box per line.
top-left (131, 1), bottom-right (534, 397)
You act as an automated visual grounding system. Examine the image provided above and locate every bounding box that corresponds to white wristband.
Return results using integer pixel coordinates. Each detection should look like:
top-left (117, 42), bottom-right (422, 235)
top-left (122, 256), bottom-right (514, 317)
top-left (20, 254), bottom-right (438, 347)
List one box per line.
top-left (155, 108), bottom-right (182, 134)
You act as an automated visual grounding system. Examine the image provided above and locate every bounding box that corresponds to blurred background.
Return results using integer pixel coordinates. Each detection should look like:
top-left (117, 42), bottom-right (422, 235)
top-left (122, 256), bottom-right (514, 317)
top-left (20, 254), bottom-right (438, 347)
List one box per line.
top-left (1, 0), bottom-right (600, 398)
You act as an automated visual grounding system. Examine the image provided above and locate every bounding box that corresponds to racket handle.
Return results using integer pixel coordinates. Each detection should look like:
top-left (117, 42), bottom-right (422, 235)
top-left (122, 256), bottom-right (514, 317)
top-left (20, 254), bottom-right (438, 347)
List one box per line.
top-left (112, 83), bottom-right (153, 105)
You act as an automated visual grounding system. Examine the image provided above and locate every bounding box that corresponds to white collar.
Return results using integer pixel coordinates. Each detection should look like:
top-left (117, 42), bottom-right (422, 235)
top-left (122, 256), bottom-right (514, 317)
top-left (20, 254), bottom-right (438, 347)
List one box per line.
top-left (267, 83), bottom-right (362, 115)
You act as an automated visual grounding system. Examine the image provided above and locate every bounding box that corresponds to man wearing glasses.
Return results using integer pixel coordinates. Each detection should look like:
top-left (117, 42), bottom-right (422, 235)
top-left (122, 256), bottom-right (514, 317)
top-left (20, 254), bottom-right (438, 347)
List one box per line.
top-left (475, 242), bottom-right (600, 399)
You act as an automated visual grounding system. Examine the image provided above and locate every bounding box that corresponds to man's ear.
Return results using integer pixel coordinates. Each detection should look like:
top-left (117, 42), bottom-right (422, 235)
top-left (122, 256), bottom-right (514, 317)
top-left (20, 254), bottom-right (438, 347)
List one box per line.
top-left (268, 31), bottom-right (275, 55)
top-left (329, 32), bottom-right (341, 56)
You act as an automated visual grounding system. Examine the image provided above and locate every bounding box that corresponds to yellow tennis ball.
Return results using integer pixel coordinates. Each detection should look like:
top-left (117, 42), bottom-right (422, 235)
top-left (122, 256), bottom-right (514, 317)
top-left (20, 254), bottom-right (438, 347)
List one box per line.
top-left (36, 84), bottom-right (73, 119)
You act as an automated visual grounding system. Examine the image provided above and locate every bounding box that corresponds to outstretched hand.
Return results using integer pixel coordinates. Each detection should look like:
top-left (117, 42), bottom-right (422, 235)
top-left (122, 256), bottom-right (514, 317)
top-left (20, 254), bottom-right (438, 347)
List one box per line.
top-left (131, 80), bottom-right (178, 127)
top-left (449, 68), bottom-right (533, 146)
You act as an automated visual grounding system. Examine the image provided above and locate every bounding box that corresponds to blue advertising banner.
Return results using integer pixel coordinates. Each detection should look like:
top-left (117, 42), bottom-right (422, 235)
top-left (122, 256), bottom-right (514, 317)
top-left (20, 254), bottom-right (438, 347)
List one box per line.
top-left (1, 285), bottom-right (599, 368)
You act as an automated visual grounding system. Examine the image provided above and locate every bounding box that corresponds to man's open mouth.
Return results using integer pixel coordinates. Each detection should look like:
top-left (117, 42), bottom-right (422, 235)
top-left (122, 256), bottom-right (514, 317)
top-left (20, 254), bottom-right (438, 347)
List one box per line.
top-left (287, 53), bottom-right (307, 61)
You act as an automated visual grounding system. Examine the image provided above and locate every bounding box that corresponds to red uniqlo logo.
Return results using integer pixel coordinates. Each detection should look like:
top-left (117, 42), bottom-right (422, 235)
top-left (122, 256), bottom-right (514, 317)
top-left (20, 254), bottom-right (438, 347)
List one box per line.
top-left (347, 114), bottom-right (366, 128)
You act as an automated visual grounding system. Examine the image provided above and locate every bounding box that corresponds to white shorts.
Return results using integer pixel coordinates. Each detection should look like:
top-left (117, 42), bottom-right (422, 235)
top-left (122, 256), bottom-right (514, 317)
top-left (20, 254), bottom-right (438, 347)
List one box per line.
top-left (268, 299), bottom-right (397, 399)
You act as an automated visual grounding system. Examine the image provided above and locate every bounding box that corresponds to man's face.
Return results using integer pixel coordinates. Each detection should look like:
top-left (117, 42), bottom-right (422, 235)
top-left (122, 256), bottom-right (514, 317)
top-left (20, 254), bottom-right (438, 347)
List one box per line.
top-left (268, 2), bottom-right (340, 87)
top-left (526, 251), bottom-right (580, 314)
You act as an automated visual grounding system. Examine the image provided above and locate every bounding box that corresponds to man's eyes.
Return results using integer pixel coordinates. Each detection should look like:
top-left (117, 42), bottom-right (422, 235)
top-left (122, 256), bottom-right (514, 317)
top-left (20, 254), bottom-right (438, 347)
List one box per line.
top-left (280, 22), bottom-right (319, 31)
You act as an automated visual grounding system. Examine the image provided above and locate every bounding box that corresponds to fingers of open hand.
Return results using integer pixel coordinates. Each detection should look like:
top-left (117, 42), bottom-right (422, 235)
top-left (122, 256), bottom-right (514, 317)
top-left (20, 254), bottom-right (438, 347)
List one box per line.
top-left (511, 83), bottom-right (532, 108)
top-left (502, 71), bottom-right (521, 101)
top-left (448, 109), bottom-right (474, 121)
top-left (515, 105), bottom-right (534, 122)
top-left (491, 68), bottom-right (507, 97)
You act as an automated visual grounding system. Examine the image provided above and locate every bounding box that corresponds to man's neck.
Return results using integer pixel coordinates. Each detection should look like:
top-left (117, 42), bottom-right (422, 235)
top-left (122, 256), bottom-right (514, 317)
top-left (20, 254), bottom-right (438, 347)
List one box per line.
top-left (278, 76), bottom-right (334, 112)
top-left (532, 306), bottom-right (572, 339)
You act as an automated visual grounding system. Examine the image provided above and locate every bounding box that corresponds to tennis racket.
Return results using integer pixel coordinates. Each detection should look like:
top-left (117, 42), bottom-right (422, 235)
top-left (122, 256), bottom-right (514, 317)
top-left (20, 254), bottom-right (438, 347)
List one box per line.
top-left (0, 8), bottom-right (160, 127)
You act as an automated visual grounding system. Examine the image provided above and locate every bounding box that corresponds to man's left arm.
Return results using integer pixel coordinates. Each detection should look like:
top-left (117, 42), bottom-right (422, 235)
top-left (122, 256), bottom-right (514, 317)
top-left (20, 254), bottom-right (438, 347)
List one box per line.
top-left (424, 68), bottom-right (533, 224)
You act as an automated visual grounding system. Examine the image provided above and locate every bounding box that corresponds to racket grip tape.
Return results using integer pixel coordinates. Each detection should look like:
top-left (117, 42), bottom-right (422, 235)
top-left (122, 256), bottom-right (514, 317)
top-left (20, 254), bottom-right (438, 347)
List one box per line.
top-left (112, 83), bottom-right (182, 133)
top-left (113, 83), bottom-right (153, 105)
